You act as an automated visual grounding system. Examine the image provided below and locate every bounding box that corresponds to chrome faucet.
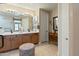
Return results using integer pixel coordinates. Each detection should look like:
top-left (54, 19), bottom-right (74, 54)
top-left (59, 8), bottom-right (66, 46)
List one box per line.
top-left (10, 29), bottom-right (13, 33)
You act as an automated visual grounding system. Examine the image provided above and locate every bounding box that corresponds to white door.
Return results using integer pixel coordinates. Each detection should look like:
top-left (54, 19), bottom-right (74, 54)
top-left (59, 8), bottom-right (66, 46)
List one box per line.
top-left (58, 3), bottom-right (69, 56)
top-left (39, 9), bottom-right (49, 43)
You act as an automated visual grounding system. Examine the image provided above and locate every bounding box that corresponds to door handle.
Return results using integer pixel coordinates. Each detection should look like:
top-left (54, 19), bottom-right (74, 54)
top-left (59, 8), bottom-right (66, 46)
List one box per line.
top-left (66, 38), bottom-right (68, 40)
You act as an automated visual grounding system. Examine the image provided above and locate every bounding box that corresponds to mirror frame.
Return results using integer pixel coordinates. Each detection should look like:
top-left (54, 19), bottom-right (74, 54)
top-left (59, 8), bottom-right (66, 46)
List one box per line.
top-left (53, 16), bottom-right (58, 31)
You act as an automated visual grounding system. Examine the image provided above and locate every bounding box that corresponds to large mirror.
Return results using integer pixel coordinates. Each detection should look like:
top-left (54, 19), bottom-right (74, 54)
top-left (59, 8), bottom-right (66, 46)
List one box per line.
top-left (0, 11), bottom-right (39, 33)
top-left (53, 16), bottom-right (58, 31)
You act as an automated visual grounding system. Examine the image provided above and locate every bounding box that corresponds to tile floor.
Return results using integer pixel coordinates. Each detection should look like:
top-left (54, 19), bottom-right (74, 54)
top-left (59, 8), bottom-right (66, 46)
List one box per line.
top-left (0, 43), bottom-right (58, 56)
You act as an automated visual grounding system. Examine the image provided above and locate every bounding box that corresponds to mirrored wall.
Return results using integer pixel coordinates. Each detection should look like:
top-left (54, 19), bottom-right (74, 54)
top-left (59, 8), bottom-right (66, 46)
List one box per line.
top-left (0, 11), bottom-right (39, 33)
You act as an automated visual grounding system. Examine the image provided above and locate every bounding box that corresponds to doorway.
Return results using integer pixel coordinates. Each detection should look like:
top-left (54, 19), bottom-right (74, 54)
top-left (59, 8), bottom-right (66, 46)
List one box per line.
top-left (39, 9), bottom-right (49, 43)
top-left (39, 5), bottom-right (58, 56)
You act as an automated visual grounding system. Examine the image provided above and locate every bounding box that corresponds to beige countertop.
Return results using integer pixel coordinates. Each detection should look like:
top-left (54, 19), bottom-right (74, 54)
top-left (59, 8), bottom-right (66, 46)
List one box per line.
top-left (0, 31), bottom-right (39, 36)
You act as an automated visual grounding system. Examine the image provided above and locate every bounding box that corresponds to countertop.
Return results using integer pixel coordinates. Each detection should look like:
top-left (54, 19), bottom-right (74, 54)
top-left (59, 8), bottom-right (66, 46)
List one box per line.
top-left (0, 31), bottom-right (39, 36)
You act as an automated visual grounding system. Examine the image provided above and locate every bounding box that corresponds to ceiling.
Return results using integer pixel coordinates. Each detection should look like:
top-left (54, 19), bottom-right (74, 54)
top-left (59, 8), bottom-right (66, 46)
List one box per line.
top-left (0, 3), bottom-right (58, 17)
top-left (9, 3), bottom-right (58, 11)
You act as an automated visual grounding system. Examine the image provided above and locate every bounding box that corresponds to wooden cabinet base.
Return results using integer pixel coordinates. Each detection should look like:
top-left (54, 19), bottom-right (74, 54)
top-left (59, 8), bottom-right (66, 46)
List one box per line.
top-left (31, 33), bottom-right (39, 44)
top-left (0, 33), bottom-right (39, 52)
top-left (0, 36), bottom-right (11, 52)
top-left (49, 32), bottom-right (58, 45)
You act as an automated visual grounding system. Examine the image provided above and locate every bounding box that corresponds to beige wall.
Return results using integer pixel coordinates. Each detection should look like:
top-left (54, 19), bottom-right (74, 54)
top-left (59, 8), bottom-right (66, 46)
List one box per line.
top-left (51, 7), bottom-right (58, 17)
top-left (69, 4), bottom-right (74, 56)
top-left (49, 6), bottom-right (58, 32)
top-left (69, 4), bottom-right (79, 56)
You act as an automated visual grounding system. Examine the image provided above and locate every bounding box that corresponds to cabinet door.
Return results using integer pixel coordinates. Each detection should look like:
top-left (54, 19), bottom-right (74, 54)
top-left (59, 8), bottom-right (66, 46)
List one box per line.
top-left (17, 35), bottom-right (23, 47)
top-left (11, 35), bottom-right (18, 49)
top-left (0, 36), bottom-right (11, 52)
top-left (11, 35), bottom-right (22, 49)
top-left (31, 33), bottom-right (39, 44)
top-left (22, 34), bottom-right (31, 43)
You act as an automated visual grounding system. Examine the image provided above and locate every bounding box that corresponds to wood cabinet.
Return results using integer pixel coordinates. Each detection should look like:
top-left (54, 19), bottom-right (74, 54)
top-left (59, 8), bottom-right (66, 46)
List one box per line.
top-left (22, 34), bottom-right (31, 43)
top-left (11, 35), bottom-right (22, 49)
top-left (0, 33), bottom-right (39, 52)
top-left (49, 32), bottom-right (58, 45)
top-left (0, 35), bottom-right (11, 52)
top-left (31, 33), bottom-right (39, 44)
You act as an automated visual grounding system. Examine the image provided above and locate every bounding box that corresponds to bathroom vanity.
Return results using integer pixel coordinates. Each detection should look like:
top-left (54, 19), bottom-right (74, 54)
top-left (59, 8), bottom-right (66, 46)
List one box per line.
top-left (0, 32), bottom-right (39, 52)
top-left (49, 32), bottom-right (58, 45)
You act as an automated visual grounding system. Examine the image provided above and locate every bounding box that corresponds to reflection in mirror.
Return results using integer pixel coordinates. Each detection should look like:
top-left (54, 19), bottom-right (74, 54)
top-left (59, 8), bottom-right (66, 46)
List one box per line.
top-left (32, 16), bottom-right (39, 31)
top-left (13, 18), bottom-right (22, 32)
top-left (0, 11), bottom-right (39, 33)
